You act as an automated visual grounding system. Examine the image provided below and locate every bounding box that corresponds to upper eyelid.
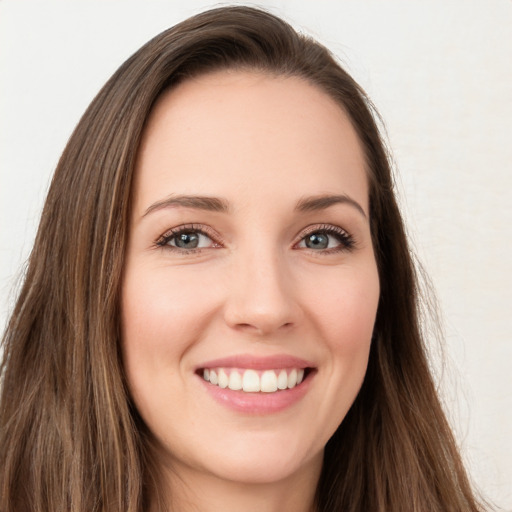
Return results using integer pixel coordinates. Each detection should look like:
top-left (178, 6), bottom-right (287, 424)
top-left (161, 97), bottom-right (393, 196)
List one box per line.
top-left (300, 223), bottom-right (348, 233)
top-left (156, 224), bottom-right (222, 246)
top-left (295, 223), bottom-right (352, 239)
top-left (161, 224), bottom-right (213, 236)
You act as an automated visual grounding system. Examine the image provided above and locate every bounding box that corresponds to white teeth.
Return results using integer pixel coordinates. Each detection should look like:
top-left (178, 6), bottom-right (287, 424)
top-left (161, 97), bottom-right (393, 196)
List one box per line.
top-left (242, 369), bottom-right (260, 392)
top-left (229, 370), bottom-right (243, 390)
top-left (202, 367), bottom-right (307, 393)
top-left (288, 369), bottom-right (298, 388)
top-left (260, 370), bottom-right (278, 393)
top-left (277, 370), bottom-right (288, 390)
top-left (218, 368), bottom-right (229, 388)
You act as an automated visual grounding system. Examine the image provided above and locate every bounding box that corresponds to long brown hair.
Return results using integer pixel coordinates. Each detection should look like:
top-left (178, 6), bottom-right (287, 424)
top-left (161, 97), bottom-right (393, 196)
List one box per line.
top-left (0, 6), bottom-right (485, 511)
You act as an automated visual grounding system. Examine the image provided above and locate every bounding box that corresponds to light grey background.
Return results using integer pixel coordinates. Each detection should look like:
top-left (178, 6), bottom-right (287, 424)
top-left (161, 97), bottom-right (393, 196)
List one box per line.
top-left (1, 1), bottom-right (511, 508)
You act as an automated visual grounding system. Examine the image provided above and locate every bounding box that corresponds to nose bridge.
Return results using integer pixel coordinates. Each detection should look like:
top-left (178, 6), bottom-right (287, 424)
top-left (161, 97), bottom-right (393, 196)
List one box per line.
top-left (224, 237), bottom-right (299, 335)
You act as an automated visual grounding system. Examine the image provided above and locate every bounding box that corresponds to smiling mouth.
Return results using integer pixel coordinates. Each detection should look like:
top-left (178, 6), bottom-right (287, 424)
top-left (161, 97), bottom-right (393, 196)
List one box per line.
top-left (199, 367), bottom-right (313, 393)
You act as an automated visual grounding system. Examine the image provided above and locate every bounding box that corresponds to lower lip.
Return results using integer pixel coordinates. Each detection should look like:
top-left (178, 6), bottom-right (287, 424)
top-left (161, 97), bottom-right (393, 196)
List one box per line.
top-left (198, 371), bottom-right (314, 414)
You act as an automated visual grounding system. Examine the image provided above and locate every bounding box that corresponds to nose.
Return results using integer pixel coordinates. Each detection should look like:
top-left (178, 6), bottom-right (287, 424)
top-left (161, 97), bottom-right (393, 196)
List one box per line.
top-left (223, 249), bottom-right (301, 336)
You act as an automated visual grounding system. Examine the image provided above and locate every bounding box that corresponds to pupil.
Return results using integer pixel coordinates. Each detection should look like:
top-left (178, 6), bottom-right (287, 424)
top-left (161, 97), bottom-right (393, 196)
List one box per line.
top-left (176, 232), bottom-right (199, 248)
top-left (306, 233), bottom-right (328, 249)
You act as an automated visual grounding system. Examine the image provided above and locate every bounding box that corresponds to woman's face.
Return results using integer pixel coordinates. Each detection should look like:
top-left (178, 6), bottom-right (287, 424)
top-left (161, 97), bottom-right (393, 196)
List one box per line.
top-left (121, 71), bottom-right (380, 488)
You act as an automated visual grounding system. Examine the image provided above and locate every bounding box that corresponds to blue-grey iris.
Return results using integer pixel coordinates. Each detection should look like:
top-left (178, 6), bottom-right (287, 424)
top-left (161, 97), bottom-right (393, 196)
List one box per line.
top-left (175, 232), bottom-right (199, 248)
top-left (305, 233), bottom-right (328, 249)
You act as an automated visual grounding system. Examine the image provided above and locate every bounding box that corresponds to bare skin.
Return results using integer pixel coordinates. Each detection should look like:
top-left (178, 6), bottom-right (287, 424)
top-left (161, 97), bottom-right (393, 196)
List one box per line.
top-left (122, 71), bottom-right (379, 511)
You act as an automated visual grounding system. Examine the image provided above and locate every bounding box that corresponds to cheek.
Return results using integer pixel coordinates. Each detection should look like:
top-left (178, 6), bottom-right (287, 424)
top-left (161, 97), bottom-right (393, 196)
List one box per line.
top-left (301, 261), bottom-right (379, 421)
top-left (119, 263), bottom-right (212, 394)
top-left (121, 262), bottom-right (218, 348)
top-left (295, 263), bottom-right (379, 443)
top-left (120, 263), bottom-right (220, 436)
top-left (305, 264), bottom-right (380, 351)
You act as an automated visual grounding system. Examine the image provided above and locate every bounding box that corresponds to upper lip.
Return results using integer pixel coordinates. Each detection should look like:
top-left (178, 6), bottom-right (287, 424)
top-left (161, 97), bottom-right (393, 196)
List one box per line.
top-left (197, 354), bottom-right (315, 371)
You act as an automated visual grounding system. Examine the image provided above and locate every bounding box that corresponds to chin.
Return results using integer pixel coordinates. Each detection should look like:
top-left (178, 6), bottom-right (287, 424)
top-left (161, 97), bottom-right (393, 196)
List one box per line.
top-left (176, 429), bottom-right (325, 487)
top-left (201, 448), bottom-right (323, 486)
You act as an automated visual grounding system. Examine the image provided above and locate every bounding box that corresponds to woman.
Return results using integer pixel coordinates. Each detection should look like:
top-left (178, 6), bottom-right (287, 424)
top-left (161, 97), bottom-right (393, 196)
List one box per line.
top-left (0, 6), bottom-right (485, 512)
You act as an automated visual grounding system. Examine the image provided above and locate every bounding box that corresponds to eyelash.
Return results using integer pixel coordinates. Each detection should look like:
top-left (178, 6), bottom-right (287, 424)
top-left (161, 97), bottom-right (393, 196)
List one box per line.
top-left (155, 224), bottom-right (221, 253)
top-left (155, 223), bottom-right (356, 254)
top-left (296, 224), bottom-right (356, 254)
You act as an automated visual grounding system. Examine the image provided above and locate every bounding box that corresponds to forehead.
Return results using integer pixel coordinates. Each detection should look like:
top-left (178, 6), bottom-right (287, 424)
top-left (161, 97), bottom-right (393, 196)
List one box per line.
top-left (133, 70), bottom-right (368, 214)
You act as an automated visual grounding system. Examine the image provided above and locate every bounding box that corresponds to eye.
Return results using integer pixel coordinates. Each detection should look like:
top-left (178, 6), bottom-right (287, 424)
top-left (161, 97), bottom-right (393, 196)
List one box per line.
top-left (156, 225), bottom-right (220, 251)
top-left (296, 225), bottom-right (355, 252)
top-left (169, 231), bottom-right (210, 249)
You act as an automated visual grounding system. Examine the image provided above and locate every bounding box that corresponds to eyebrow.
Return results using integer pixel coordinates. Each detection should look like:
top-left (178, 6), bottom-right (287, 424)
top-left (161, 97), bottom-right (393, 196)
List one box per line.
top-left (295, 194), bottom-right (367, 219)
top-left (143, 195), bottom-right (230, 217)
top-left (142, 193), bottom-right (367, 219)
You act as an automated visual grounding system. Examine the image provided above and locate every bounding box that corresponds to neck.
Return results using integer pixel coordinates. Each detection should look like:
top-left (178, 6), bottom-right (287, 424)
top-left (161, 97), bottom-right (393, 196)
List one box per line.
top-left (152, 453), bottom-right (322, 512)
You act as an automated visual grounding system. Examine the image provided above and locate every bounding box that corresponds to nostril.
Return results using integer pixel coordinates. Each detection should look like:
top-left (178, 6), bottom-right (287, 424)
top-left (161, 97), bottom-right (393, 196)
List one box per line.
top-left (234, 321), bottom-right (294, 330)
top-left (236, 323), bottom-right (252, 329)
